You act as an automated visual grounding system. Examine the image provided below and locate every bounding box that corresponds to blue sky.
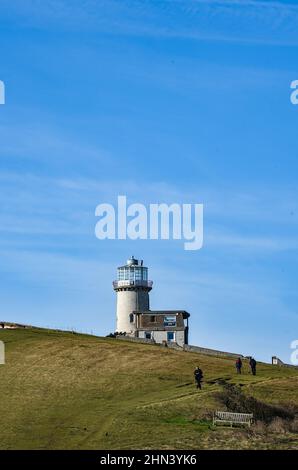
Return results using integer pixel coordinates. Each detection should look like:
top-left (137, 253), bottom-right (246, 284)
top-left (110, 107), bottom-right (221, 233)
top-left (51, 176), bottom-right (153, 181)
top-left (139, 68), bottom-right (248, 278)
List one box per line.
top-left (0, 0), bottom-right (297, 362)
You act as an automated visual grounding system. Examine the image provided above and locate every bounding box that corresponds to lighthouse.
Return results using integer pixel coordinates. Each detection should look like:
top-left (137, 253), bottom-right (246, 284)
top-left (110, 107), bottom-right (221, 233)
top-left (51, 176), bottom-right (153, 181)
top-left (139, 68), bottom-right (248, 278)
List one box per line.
top-left (113, 256), bottom-right (153, 334)
top-left (113, 256), bottom-right (190, 346)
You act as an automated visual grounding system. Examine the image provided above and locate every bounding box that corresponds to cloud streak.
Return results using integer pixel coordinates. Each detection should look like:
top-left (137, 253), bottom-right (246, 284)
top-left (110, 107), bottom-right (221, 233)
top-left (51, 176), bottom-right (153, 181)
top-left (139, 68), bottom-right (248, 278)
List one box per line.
top-left (0, 172), bottom-right (297, 254)
top-left (1, 0), bottom-right (298, 45)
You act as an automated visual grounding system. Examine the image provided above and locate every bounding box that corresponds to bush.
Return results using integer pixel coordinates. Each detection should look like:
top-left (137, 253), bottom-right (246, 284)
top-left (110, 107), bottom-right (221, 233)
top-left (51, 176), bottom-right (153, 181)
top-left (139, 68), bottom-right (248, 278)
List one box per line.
top-left (252, 420), bottom-right (267, 435)
top-left (267, 417), bottom-right (288, 434)
top-left (217, 382), bottom-right (295, 423)
top-left (105, 333), bottom-right (116, 338)
top-left (105, 331), bottom-right (127, 338)
top-left (289, 418), bottom-right (298, 433)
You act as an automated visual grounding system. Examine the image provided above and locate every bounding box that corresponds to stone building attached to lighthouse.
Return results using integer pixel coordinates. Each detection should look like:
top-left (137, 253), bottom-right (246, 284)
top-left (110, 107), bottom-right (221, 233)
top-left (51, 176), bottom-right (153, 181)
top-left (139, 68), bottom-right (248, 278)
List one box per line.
top-left (113, 256), bottom-right (189, 347)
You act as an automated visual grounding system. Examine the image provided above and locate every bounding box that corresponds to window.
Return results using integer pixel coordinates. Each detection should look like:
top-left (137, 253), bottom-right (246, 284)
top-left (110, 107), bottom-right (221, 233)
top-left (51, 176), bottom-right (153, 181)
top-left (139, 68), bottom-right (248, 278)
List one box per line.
top-left (135, 267), bottom-right (142, 280)
top-left (145, 331), bottom-right (152, 340)
top-left (164, 316), bottom-right (176, 327)
top-left (150, 315), bottom-right (156, 323)
top-left (128, 268), bottom-right (134, 281)
top-left (167, 332), bottom-right (175, 342)
top-left (129, 314), bottom-right (134, 323)
top-left (142, 268), bottom-right (148, 281)
top-left (117, 266), bottom-right (148, 282)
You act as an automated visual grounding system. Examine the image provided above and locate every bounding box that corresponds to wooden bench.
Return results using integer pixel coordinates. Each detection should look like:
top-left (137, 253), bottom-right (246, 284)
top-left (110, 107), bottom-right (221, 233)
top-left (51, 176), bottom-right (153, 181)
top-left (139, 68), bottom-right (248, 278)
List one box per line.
top-left (213, 411), bottom-right (253, 427)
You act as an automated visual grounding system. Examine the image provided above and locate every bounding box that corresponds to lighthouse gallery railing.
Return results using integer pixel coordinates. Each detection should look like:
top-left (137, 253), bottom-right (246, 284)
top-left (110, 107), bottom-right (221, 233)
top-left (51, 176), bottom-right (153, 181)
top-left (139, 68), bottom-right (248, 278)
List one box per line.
top-left (113, 280), bottom-right (153, 288)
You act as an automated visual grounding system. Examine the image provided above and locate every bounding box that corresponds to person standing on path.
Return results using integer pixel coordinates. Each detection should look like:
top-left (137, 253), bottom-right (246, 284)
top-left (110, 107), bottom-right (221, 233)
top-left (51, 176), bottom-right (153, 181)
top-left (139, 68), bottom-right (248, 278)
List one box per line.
top-left (194, 366), bottom-right (204, 390)
top-left (249, 357), bottom-right (257, 376)
top-left (235, 357), bottom-right (243, 374)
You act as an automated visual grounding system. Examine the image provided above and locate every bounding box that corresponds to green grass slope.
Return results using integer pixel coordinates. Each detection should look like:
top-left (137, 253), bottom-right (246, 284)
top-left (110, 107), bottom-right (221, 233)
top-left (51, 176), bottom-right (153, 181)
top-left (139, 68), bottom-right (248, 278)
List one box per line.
top-left (0, 328), bottom-right (297, 450)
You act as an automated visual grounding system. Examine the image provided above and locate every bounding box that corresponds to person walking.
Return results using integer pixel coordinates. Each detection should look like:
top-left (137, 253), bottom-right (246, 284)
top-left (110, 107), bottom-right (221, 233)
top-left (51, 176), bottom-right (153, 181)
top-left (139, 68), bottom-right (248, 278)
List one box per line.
top-left (249, 357), bottom-right (257, 376)
top-left (194, 366), bottom-right (203, 390)
top-left (235, 357), bottom-right (242, 374)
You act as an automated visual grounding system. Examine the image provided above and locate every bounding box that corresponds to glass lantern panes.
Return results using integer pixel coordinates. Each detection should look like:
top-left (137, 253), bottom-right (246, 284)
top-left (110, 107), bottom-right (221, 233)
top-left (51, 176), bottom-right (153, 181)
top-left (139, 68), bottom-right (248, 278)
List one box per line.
top-left (117, 266), bottom-right (148, 282)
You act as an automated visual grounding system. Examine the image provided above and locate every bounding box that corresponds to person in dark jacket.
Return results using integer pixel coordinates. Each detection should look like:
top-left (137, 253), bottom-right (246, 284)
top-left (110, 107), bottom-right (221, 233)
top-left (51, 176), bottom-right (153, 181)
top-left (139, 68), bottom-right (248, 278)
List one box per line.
top-left (194, 366), bottom-right (203, 390)
top-left (249, 357), bottom-right (257, 376)
top-left (235, 357), bottom-right (242, 374)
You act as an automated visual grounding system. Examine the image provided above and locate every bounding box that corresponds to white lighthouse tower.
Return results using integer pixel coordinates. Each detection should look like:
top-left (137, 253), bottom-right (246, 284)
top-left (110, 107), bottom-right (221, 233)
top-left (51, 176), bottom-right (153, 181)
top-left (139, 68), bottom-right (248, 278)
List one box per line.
top-left (113, 256), bottom-right (153, 334)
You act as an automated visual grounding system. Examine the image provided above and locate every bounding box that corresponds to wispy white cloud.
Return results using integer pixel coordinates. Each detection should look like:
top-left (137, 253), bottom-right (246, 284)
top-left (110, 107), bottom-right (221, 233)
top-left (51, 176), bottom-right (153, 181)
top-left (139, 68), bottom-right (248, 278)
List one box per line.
top-left (207, 231), bottom-right (298, 251)
top-left (0, 248), bottom-right (109, 290)
top-left (0, 248), bottom-right (115, 334)
top-left (1, 0), bottom-right (298, 45)
top-left (0, 122), bottom-right (107, 164)
top-left (0, 172), bottom-right (297, 253)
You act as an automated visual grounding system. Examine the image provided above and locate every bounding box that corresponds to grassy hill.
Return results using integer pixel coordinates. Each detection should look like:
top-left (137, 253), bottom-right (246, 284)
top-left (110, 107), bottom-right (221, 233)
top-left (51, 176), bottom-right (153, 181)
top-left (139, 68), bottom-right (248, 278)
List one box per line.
top-left (0, 327), bottom-right (297, 450)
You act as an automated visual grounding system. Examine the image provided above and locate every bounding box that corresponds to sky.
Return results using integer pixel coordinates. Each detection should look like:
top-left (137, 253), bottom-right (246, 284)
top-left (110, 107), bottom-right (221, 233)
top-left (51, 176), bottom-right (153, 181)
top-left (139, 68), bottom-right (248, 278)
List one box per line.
top-left (0, 0), bottom-right (297, 363)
